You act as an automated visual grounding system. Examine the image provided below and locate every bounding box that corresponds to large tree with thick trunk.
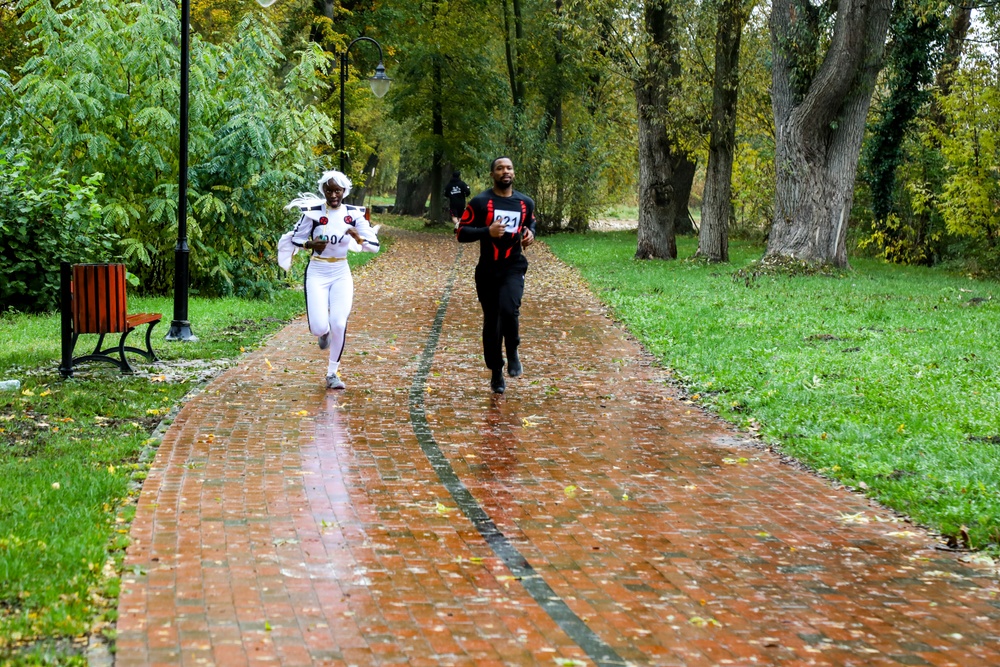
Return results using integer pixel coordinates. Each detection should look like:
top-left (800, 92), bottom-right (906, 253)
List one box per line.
top-left (766, 0), bottom-right (893, 267)
top-left (698, 0), bottom-right (751, 262)
top-left (635, 0), bottom-right (683, 261)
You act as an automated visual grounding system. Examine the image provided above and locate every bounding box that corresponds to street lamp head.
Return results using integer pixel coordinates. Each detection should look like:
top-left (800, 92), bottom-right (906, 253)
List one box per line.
top-left (369, 62), bottom-right (391, 99)
top-left (256, 0), bottom-right (278, 6)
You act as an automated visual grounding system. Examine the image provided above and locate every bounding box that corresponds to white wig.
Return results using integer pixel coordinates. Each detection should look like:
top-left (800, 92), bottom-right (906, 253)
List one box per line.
top-left (285, 170), bottom-right (353, 210)
top-left (317, 170), bottom-right (352, 198)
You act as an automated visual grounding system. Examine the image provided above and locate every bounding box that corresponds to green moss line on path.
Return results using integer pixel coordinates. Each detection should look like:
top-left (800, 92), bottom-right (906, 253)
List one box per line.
top-left (545, 232), bottom-right (1000, 551)
top-left (0, 241), bottom-right (388, 660)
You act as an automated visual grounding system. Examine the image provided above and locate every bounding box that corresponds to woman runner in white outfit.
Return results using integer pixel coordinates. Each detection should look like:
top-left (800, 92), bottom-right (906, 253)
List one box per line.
top-left (282, 171), bottom-right (380, 389)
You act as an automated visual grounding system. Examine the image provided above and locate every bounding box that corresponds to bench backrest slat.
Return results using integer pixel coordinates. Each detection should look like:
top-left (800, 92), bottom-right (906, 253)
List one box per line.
top-left (72, 263), bottom-right (127, 334)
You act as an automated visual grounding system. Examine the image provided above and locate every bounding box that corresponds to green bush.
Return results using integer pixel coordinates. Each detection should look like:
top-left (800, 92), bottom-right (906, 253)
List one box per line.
top-left (0, 151), bottom-right (114, 312)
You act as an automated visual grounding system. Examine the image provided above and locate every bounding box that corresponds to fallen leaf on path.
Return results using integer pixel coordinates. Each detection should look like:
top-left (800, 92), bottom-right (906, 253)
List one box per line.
top-left (959, 553), bottom-right (997, 568)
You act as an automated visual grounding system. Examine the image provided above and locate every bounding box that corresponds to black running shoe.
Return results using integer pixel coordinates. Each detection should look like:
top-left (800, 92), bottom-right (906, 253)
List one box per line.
top-left (507, 351), bottom-right (522, 378)
top-left (490, 369), bottom-right (506, 394)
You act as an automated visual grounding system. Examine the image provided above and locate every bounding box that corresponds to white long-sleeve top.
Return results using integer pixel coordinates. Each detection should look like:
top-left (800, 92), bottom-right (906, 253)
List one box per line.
top-left (278, 204), bottom-right (379, 270)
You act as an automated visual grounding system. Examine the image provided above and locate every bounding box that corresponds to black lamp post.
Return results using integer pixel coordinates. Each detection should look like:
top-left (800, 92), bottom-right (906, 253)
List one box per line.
top-left (167, 0), bottom-right (277, 342)
top-left (165, 0), bottom-right (196, 341)
top-left (340, 37), bottom-right (391, 173)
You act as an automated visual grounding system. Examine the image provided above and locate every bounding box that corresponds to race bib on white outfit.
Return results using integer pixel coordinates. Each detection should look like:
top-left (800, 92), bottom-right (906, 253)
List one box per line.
top-left (493, 209), bottom-right (522, 234)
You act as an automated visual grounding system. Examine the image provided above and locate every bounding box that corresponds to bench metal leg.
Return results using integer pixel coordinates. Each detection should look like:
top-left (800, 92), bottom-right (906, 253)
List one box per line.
top-left (90, 333), bottom-right (106, 356)
top-left (72, 332), bottom-right (130, 374)
top-left (122, 322), bottom-right (160, 363)
top-left (71, 323), bottom-right (159, 374)
top-left (59, 262), bottom-right (74, 378)
top-left (116, 330), bottom-right (136, 374)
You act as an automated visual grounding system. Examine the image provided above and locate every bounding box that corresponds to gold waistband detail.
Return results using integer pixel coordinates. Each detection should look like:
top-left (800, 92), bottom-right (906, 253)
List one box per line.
top-left (311, 256), bottom-right (347, 263)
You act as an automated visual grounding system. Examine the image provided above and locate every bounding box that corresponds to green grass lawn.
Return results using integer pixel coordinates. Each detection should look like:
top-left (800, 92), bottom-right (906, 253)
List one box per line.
top-left (596, 204), bottom-right (702, 224)
top-left (376, 212), bottom-right (455, 234)
top-left (545, 232), bottom-right (1000, 551)
top-left (367, 194), bottom-right (395, 206)
top-left (0, 249), bottom-right (381, 663)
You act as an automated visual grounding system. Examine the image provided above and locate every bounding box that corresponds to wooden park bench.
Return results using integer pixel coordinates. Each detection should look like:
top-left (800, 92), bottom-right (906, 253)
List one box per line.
top-left (58, 262), bottom-right (162, 377)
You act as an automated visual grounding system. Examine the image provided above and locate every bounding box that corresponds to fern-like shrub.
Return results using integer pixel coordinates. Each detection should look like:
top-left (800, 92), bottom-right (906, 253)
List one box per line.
top-left (0, 151), bottom-right (112, 312)
top-left (1, 0), bottom-right (334, 302)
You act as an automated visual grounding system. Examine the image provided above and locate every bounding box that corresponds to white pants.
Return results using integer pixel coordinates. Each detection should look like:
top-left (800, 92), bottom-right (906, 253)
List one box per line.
top-left (305, 259), bottom-right (354, 376)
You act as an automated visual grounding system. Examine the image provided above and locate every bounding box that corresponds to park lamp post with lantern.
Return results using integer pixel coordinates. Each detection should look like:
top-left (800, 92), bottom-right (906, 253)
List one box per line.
top-left (166, 0), bottom-right (278, 342)
top-left (340, 37), bottom-right (391, 173)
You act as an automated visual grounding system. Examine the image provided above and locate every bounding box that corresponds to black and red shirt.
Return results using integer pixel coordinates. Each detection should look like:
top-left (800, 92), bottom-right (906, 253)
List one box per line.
top-left (456, 189), bottom-right (536, 265)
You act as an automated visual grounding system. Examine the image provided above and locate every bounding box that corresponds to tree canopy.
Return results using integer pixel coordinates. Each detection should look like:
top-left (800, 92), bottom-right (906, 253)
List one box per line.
top-left (1, 0), bottom-right (999, 311)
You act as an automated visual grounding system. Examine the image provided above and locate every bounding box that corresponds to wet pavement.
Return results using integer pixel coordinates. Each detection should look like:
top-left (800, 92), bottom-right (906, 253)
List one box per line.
top-left (116, 229), bottom-right (1000, 666)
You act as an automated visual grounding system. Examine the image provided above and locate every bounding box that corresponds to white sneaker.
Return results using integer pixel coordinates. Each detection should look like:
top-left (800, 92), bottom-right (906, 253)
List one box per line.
top-left (326, 374), bottom-right (345, 390)
top-left (318, 332), bottom-right (331, 350)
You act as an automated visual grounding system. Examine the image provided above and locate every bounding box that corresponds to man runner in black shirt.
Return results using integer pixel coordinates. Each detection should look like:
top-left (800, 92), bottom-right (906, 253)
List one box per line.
top-left (444, 171), bottom-right (471, 228)
top-left (456, 157), bottom-right (536, 394)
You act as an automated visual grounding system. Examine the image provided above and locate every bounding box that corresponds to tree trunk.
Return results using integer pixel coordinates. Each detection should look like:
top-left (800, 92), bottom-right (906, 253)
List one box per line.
top-left (635, 87), bottom-right (679, 260)
top-left (512, 0), bottom-right (525, 105)
top-left (635, 0), bottom-right (680, 261)
top-left (568, 202), bottom-right (589, 231)
top-left (346, 149), bottom-right (379, 206)
top-left (698, 0), bottom-right (747, 262)
top-left (428, 60), bottom-right (445, 224)
top-left (862, 3), bottom-right (942, 223)
top-left (394, 170), bottom-right (432, 216)
top-left (767, 0), bottom-right (892, 267)
top-left (551, 0), bottom-right (565, 229)
top-left (672, 154), bottom-right (696, 235)
top-left (502, 0), bottom-right (524, 109)
top-left (930, 4), bottom-right (972, 130)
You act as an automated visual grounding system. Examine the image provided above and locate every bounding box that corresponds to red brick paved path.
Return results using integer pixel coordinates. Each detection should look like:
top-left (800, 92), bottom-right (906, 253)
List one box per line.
top-left (117, 230), bottom-right (1000, 666)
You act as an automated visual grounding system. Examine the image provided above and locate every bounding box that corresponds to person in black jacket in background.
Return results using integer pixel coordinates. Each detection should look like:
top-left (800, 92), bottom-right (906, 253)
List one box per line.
top-left (444, 171), bottom-right (471, 228)
top-left (455, 157), bottom-right (536, 395)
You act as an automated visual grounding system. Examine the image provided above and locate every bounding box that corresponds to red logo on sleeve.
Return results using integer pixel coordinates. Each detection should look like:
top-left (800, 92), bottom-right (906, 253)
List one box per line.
top-left (459, 206), bottom-right (474, 226)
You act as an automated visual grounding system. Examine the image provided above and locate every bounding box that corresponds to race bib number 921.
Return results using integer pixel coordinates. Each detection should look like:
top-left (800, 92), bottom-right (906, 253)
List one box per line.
top-left (493, 209), bottom-right (522, 234)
